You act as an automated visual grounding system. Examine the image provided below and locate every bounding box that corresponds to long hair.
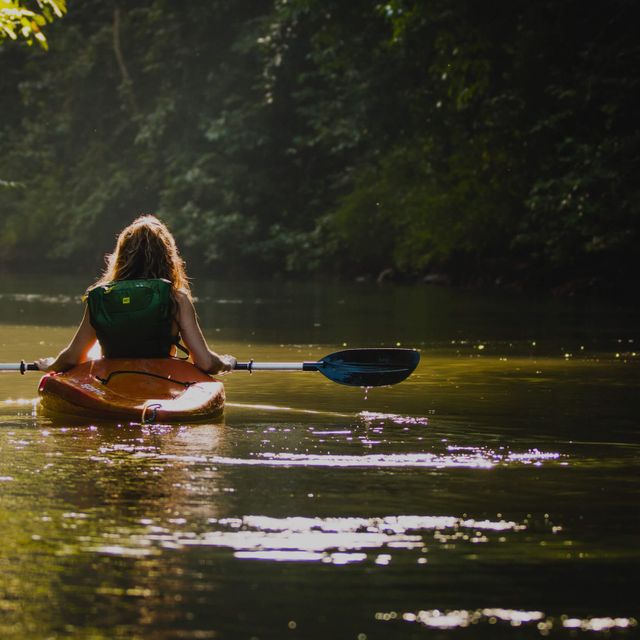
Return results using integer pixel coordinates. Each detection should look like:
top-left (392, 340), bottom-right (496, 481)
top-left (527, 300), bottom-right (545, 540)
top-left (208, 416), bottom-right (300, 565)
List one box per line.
top-left (91, 215), bottom-right (192, 300)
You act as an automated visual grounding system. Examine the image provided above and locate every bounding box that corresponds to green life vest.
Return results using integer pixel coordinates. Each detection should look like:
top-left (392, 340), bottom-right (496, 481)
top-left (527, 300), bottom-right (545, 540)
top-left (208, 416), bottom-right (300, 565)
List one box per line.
top-left (87, 279), bottom-right (176, 358)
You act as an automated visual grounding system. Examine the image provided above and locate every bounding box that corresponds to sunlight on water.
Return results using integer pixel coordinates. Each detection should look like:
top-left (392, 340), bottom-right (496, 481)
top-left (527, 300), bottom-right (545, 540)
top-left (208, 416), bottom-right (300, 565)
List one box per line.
top-left (81, 514), bottom-right (532, 563)
top-left (0, 398), bottom-right (38, 407)
top-left (88, 545), bottom-right (158, 558)
top-left (359, 411), bottom-right (429, 425)
top-left (131, 447), bottom-right (561, 469)
top-left (232, 550), bottom-right (367, 562)
top-left (376, 608), bottom-right (638, 634)
top-left (0, 293), bottom-right (75, 304)
top-left (227, 401), bottom-right (352, 418)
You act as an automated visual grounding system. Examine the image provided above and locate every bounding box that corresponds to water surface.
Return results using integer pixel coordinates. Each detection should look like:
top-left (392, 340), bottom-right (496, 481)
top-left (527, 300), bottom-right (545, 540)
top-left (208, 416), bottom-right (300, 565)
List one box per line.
top-left (0, 275), bottom-right (638, 639)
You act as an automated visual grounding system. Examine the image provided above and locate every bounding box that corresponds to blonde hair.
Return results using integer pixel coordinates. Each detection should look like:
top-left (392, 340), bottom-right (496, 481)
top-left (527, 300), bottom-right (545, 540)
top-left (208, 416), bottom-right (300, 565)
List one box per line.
top-left (92, 215), bottom-right (192, 299)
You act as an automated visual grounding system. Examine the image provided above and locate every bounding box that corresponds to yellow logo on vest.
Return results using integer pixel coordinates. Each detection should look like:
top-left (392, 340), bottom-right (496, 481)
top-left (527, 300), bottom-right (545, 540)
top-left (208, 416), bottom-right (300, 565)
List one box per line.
top-left (122, 297), bottom-right (131, 304)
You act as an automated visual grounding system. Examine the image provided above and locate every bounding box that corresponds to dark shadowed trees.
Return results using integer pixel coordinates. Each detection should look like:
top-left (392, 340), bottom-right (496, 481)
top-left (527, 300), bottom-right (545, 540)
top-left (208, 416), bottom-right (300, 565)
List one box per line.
top-left (0, 0), bottom-right (638, 290)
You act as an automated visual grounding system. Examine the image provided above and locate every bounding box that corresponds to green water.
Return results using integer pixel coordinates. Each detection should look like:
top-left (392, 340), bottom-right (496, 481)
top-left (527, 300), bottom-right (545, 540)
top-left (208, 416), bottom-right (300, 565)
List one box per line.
top-left (0, 275), bottom-right (639, 639)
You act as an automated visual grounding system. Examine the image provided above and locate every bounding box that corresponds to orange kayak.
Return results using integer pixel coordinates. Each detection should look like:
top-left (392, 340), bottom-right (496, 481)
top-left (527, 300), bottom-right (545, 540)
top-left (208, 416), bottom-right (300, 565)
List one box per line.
top-left (38, 358), bottom-right (225, 423)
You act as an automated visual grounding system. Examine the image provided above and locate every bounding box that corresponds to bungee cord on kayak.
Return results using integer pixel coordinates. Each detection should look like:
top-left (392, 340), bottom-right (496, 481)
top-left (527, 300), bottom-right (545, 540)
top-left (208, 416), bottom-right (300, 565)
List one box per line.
top-left (93, 369), bottom-right (195, 388)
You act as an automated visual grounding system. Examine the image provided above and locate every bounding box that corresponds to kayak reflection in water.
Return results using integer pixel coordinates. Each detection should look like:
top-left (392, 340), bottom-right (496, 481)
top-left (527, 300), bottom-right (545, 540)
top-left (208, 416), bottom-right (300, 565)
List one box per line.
top-left (35, 215), bottom-right (237, 375)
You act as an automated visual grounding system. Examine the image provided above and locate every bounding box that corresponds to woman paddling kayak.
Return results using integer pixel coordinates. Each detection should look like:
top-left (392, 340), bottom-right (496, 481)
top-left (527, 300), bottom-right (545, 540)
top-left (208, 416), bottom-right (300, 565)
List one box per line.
top-left (31, 216), bottom-right (418, 421)
top-left (36, 215), bottom-right (236, 375)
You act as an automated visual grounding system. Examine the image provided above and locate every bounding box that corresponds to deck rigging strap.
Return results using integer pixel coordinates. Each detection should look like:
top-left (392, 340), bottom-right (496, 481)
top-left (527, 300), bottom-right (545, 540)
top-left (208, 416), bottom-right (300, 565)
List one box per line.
top-left (95, 370), bottom-right (194, 388)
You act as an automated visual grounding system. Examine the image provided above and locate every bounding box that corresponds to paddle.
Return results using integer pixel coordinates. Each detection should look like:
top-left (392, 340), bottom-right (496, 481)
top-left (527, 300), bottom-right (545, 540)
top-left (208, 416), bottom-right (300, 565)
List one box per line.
top-left (234, 348), bottom-right (420, 387)
top-left (0, 361), bottom-right (40, 374)
top-left (1, 348), bottom-right (420, 387)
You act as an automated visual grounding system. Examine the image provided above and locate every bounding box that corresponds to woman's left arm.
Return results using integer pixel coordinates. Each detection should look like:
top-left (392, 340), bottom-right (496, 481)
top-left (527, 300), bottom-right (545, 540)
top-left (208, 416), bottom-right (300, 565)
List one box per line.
top-left (176, 291), bottom-right (236, 374)
top-left (36, 306), bottom-right (97, 372)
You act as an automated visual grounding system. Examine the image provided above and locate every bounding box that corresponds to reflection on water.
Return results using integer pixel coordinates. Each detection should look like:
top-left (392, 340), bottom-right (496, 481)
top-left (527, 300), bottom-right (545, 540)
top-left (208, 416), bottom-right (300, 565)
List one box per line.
top-left (73, 510), bottom-right (538, 567)
top-left (1, 275), bottom-right (639, 638)
top-left (183, 513), bottom-right (527, 558)
top-left (377, 609), bottom-right (637, 633)
top-left (0, 292), bottom-right (75, 304)
top-left (135, 448), bottom-right (561, 468)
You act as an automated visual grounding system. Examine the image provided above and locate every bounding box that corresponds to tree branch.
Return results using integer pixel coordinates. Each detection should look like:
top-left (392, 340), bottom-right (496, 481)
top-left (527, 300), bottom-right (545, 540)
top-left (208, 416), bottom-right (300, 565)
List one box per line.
top-left (112, 6), bottom-right (139, 116)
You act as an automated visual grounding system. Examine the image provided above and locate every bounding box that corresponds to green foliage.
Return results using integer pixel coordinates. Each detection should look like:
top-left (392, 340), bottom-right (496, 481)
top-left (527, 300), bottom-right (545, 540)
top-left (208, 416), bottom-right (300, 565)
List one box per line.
top-left (333, 133), bottom-right (520, 275)
top-left (0, 0), bottom-right (66, 49)
top-left (0, 0), bottom-right (638, 289)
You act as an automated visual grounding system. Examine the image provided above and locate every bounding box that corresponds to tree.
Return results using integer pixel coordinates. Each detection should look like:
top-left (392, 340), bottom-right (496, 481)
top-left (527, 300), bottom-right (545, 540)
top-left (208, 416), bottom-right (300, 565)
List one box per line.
top-left (0, 0), bottom-right (638, 289)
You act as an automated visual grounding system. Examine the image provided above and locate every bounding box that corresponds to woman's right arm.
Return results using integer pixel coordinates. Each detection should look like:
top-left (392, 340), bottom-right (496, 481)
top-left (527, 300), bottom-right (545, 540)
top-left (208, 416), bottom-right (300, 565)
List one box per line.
top-left (176, 291), bottom-right (236, 374)
top-left (36, 306), bottom-right (97, 372)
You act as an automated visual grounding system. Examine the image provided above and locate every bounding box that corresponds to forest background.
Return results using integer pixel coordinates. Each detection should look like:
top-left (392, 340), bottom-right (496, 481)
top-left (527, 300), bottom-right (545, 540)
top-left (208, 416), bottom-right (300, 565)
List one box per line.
top-left (1, 0), bottom-right (638, 293)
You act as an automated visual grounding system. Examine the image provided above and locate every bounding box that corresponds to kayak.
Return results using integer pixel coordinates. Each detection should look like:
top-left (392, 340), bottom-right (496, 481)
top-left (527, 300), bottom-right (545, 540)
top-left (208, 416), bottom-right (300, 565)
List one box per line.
top-left (38, 358), bottom-right (225, 423)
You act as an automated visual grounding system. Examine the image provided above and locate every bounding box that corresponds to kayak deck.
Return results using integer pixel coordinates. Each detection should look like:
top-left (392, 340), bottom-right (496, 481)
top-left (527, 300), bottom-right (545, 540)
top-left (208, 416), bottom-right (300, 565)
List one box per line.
top-left (38, 358), bottom-right (225, 423)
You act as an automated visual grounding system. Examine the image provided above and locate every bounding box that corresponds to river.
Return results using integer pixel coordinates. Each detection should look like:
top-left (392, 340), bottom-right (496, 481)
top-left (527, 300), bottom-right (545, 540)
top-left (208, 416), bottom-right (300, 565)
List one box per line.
top-left (0, 274), bottom-right (638, 639)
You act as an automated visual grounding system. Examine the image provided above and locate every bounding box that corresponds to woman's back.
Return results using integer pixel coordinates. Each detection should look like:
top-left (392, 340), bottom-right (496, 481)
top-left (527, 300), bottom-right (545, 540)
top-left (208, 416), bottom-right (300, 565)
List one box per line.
top-left (86, 278), bottom-right (175, 358)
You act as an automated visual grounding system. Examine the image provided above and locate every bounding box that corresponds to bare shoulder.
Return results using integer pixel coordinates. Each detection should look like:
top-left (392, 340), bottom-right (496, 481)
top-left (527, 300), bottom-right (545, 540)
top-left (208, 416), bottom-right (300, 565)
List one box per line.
top-left (175, 288), bottom-right (193, 306)
top-left (175, 289), bottom-right (196, 321)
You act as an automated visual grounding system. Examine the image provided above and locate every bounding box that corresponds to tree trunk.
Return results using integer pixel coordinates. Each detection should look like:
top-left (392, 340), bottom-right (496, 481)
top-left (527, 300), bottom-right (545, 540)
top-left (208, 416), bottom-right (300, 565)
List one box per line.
top-left (112, 6), bottom-right (139, 116)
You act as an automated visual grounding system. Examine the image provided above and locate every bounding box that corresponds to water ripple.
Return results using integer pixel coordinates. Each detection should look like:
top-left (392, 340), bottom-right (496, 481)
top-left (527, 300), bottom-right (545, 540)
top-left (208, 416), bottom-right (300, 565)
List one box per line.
top-left (131, 447), bottom-right (561, 469)
top-left (359, 411), bottom-right (429, 426)
top-left (376, 608), bottom-right (637, 634)
top-left (85, 513), bottom-right (532, 563)
top-left (0, 292), bottom-right (75, 304)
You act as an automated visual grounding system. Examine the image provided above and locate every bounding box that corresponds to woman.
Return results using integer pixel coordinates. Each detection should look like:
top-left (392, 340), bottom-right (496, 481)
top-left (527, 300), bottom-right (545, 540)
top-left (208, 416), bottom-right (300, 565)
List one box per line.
top-left (36, 215), bottom-right (236, 374)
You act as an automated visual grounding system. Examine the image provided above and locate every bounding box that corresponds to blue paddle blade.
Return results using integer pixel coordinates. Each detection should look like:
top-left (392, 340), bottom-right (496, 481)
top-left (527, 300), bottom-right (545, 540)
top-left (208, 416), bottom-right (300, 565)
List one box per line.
top-left (315, 348), bottom-right (420, 387)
